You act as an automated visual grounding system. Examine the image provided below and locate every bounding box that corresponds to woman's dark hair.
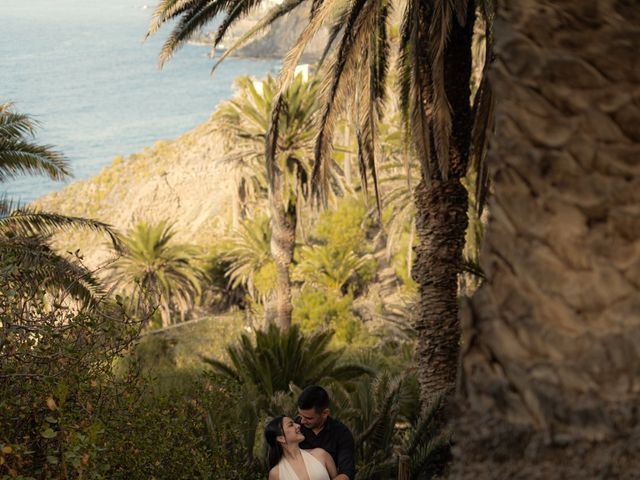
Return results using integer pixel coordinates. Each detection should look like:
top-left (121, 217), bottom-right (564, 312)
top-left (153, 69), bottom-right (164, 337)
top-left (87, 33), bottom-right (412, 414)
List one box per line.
top-left (298, 385), bottom-right (330, 412)
top-left (265, 416), bottom-right (285, 469)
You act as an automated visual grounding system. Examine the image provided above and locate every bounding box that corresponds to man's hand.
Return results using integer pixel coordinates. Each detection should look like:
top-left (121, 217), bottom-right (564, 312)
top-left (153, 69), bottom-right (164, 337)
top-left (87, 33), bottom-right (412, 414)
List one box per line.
top-left (334, 475), bottom-right (351, 480)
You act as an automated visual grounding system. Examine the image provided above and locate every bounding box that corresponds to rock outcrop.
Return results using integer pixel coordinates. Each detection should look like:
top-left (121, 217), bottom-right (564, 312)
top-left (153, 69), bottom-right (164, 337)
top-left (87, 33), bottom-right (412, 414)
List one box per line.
top-left (35, 116), bottom-right (235, 268)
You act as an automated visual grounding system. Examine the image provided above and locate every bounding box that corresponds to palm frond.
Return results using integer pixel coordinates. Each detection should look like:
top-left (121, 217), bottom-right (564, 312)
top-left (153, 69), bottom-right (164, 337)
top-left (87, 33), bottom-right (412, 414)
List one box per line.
top-left (0, 103), bottom-right (69, 181)
top-left (213, 0), bottom-right (266, 46)
top-left (469, 0), bottom-right (494, 214)
top-left (210, 0), bottom-right (307, 74)
top-left (0, 235), bottom-right (105, 308)
top-left (0, 139), bottom-right (69, 181)
top-left (311, 0), bottom-right (380, 205)
top-left (427, 0), bottom-right (453, 178)
top-left (147, 0), bottom-right (201, 37)
top-left (278, 0), bottom-right (340, 93)
top-left (201, 355), bottom-right (243, 381)
top-left (157, 0), bottom-right (233, 67)
top-left (0, 102), bottom-right (36, 138)
top-left (0, 208), bottom-right (121, 251)
top-left (401, 0), bottom-right (433, 182)
top-left (317, 9), bottom-right (347, 67)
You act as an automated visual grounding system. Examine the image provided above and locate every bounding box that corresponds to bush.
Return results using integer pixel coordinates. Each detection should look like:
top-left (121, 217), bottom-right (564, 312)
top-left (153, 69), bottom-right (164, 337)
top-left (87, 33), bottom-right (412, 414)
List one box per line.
top-left (0, 259), bottom-right (260, 479)
top-left (0, 262), bottom-right (139, 479)
top-left (101, 372), bottom-right (260, 480)
top-left (293, 288), bottom-right (370, 345)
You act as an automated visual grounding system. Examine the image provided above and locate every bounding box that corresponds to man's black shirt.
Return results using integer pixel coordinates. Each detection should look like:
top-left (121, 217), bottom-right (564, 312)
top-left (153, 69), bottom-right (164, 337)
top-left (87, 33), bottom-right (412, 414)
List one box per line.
top-left (295, 416), bottom-right (356, 479)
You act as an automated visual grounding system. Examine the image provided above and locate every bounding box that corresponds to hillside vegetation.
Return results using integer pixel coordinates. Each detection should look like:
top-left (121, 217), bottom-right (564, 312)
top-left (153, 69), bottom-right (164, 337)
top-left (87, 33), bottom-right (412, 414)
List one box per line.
top-left (35, 116), bottom-right (235, 267)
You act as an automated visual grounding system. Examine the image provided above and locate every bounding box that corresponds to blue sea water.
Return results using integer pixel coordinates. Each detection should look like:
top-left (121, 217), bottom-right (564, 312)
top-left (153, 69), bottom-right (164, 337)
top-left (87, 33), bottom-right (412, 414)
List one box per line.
top-left (0, 0), bottom-right (280, 203)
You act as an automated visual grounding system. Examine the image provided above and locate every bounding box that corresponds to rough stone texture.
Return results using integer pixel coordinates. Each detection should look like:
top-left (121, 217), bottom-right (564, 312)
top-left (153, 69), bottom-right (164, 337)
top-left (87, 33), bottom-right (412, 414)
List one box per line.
top-left (453, 1), bottom-right (640, 478)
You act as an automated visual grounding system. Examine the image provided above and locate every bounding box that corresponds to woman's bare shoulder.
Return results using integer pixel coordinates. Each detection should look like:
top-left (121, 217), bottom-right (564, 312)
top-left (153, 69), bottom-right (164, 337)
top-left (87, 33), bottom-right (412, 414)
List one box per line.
top-left (308, 448), bottom-right (330, 460)
top-left (268, 465), bottom-right (279, 480)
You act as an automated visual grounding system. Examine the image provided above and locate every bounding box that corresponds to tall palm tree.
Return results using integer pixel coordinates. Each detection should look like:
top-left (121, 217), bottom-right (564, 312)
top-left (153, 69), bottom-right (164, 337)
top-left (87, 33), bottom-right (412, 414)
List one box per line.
top-left (147, 0), bottom-right (494, 408)
top-left (0, 102), bottom-right (119, 307)
top-left (452, 0), bottom-right (640, 476)
top-left (107, 221), bottom-right (204, 327)
top-left (212, 73), bottom-right (341, 328)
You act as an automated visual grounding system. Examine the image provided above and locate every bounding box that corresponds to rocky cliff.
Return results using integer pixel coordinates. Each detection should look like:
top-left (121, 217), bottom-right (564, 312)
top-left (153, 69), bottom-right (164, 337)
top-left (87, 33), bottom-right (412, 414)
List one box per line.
top-left (236, 6), bottom-right (329, 62)
top-left (196, 5), bottom-right (329, 62)
top-left (35, 117), bottom-right (235, 268)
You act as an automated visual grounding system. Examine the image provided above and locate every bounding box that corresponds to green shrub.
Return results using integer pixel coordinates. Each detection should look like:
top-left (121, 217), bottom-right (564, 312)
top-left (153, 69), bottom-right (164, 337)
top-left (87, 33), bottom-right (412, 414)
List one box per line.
top-left (0, 259), bottom-right (259, 480)
top-left (311, 197), bottom-right (376, 254)
top-left (101, 372), bottom-right (260, 480)
top-left (0, 262), bottom-right (139, 479)
top-left (293, 288), bottom-right (370, 345)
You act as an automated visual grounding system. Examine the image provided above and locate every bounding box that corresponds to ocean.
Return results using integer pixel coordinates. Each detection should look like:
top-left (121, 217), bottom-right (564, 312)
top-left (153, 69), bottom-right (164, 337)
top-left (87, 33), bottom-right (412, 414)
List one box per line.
top-left (0, 0), bottom-right (280, 204)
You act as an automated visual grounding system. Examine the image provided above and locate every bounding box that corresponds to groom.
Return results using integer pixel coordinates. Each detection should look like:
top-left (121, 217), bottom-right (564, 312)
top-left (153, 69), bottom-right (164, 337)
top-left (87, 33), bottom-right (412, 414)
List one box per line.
top-left (296, 385), bottom-right (356, 480)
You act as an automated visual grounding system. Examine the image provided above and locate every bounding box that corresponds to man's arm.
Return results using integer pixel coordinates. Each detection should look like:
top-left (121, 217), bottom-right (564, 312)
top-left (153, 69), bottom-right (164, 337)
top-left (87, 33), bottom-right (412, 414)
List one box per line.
top-left (334, 424), bottom-right (356, 480)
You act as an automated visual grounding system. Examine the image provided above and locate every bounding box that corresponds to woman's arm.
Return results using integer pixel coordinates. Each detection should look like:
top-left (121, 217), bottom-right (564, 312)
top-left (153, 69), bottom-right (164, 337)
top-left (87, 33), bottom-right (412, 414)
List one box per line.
top-left (308, 449), bottom-right (338, 478)
top-left (323, 450), bottom-right (338, 479)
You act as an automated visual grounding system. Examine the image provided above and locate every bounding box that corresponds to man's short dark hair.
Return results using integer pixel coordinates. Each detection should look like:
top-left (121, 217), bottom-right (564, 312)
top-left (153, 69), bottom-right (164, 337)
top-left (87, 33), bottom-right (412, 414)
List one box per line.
top-left (298, 385), bottom-right (330, 412)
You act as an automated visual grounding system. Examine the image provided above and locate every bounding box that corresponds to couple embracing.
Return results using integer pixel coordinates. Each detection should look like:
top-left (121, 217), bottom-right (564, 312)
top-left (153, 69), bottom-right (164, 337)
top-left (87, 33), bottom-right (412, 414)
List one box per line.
top-left (265, 385), bottom-right (355, 480)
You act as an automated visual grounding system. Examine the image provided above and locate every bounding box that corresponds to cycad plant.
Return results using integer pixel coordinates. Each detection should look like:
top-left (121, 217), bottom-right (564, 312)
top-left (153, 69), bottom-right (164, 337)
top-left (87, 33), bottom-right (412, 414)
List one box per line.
top-left (203, 323), bottom-right (373, 398)
top-left (329, 371), bottom-right (450, 480)
top-left (0, 102), bottom-right (119, 307)
top-left (107, 221), bottom-right (204, 327)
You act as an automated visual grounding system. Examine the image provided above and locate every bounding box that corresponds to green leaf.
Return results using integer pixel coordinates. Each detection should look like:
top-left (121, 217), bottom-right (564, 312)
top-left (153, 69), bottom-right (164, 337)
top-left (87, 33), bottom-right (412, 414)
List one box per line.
top-left (41, 428), bottom-right (57, 439)
top-left (44, 416), bottom-right (57, 424)
top-left (46, 455), bottom-right (59, 465)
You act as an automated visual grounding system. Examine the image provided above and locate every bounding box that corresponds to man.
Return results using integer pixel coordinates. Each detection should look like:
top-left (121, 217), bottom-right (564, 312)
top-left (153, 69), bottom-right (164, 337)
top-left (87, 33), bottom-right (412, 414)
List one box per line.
top-left (296, 385), bottom-right (356, 480)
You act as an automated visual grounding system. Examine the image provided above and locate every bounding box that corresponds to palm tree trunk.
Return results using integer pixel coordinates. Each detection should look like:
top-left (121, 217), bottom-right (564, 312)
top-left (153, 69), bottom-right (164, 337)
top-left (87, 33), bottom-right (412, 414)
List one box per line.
top-left (160, 302), bottom-right (171, 328)
top-left (412, 2), bottom-right (475, 409)
top-left (269, 171), bottom-right (296, 330)
top-left (232, 176), bottom-right (241, 229)
top-left (454, 1), bottom-right (640, 477)
top-left (413, 179), bottom-right (468, 403)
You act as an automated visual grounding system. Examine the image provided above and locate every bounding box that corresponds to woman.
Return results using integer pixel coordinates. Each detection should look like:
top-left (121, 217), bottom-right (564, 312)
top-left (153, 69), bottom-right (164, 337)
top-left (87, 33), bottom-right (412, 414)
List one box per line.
top-left (265, 416), bottom-right (337, 480)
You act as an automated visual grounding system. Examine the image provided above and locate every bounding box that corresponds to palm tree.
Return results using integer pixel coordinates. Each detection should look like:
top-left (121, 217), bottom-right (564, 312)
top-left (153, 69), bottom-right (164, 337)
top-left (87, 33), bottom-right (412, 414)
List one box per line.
top-left (451, 1), bottom-right (640, 476)
top-left (147, 0), bottom-right (494, 408)
top-left (0, 102), bottom-right (119, 307)
top-left (223, 215), bottom-right (275, 303)
top-left (212, 73), bottom-right (341, 329)
top-left (107, 221), bottom-right (204, 327)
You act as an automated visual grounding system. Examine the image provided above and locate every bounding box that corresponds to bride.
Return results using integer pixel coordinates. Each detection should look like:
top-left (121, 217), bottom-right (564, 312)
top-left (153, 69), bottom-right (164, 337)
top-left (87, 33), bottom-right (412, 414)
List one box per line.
top-left (265, 416), bottom-right (338, 480)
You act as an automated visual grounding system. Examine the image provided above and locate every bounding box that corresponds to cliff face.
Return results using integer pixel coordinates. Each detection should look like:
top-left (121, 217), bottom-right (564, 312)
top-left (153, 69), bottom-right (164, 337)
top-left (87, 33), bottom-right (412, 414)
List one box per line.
top-left (34, 117), bottom-right (235, 267)
top-left (236, 6), bottom-right (329, 62)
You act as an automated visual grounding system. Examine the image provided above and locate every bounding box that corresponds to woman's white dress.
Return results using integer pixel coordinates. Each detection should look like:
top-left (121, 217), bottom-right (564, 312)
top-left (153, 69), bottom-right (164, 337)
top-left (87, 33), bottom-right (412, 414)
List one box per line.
top-left (278, 449), bottom-right (330, 480)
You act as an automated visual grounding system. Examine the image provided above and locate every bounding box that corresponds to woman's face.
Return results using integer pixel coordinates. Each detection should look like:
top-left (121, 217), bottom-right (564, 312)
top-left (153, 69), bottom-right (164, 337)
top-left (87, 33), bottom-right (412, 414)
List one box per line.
top-left (280, 416), bottom-right (305, 444)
